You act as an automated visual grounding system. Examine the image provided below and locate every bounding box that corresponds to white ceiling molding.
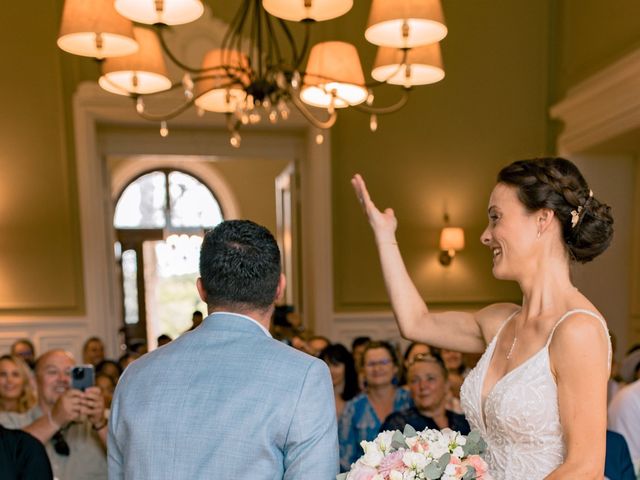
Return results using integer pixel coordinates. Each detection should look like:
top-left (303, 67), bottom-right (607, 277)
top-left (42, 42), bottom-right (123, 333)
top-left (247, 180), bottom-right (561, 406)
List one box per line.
top-left (550, 47), bottom-right (640, 154)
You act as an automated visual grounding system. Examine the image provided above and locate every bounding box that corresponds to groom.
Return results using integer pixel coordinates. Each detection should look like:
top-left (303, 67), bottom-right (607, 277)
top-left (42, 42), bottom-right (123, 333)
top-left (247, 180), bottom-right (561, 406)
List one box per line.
top-left (108, 220), bottom-right (338, 479)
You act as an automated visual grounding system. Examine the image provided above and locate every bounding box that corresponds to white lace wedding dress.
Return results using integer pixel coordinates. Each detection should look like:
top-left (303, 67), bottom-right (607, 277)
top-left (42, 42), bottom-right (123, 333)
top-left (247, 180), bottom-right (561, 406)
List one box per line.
top-left (460, 309), bottom-right (610, 480)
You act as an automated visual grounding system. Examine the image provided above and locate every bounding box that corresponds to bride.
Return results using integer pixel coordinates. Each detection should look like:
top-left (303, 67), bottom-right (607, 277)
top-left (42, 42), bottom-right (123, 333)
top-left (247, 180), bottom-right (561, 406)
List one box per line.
top-left (352, 157), bottom-right (613, 479)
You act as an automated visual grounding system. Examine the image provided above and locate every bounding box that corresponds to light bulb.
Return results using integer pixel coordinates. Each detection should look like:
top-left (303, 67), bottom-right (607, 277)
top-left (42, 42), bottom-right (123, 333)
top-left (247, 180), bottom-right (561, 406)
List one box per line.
top-left (230, 131), bottom-right (241, 148)
top-left (291, 71), bottom-right (301, 89)
top-left (136, 97), bottom-right (145, 114)
top-left (370, 114), bottom-right (378, 132)
top-left (268, 110), bottom-right (278, 124)
top-left (160, 121), bottom-right (168, 137)
top-left (315, 133), bottom-right (324, 145)
top-left (367, 91), bottom-right (374, 106)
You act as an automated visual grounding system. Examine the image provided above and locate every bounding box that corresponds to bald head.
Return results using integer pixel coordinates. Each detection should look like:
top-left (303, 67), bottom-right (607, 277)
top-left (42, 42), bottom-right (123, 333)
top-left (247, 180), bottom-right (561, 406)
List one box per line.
top-left (35, 350), bottom-right (75, 406)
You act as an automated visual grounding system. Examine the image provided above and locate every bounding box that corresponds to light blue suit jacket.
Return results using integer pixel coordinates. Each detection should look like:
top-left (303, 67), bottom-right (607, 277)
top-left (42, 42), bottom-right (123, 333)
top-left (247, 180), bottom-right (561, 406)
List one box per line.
top-left (108, 313), bottom-right (338, 479)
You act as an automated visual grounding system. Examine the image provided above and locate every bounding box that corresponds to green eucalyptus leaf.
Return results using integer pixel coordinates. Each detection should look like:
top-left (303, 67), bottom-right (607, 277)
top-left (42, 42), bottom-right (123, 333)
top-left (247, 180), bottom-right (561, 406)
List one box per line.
top-left (437, 453), bottom-right (451, 469)
top-left (462, 466), bottom-right (477, 480)
top-left (403, 424), bottom-right (418, 438)
top-left (424, 462), bottom-right (445, 479)
top-left (391, 430), bottom-right (408, 449)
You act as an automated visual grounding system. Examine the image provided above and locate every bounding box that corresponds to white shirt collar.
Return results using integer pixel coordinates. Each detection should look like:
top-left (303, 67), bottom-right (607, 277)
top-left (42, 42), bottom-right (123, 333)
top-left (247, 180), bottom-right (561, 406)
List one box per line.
top-left (210, 311), bottom-right (272, 338)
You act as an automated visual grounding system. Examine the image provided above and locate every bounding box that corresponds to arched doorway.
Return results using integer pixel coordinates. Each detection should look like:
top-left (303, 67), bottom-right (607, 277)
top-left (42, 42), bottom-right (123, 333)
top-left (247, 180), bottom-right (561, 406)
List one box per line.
top-left (113, 169), bottom-right (223, 349)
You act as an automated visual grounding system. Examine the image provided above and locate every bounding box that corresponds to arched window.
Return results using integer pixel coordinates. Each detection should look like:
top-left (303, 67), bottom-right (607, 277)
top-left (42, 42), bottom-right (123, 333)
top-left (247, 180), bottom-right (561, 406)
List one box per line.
top-left (114, 170), bottom-right (223, 349)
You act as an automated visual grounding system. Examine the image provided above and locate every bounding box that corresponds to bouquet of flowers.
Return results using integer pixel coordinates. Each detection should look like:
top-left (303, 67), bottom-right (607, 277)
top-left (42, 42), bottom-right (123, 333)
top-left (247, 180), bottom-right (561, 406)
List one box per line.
top-left (337, 425), bottom-right (491, 480)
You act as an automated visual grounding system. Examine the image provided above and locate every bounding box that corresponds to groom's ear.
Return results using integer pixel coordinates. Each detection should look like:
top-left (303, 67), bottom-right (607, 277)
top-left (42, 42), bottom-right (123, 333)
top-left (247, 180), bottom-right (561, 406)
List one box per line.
top-left (274, 273), bottom-right (286, 303)
top-left (196, 278), bottom-right (208, 303)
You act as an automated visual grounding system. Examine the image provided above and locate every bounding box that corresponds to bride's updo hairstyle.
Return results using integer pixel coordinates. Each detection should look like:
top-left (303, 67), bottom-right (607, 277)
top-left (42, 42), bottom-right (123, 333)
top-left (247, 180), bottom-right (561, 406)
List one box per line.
top-left (497, 157), bottom-right (614, 263)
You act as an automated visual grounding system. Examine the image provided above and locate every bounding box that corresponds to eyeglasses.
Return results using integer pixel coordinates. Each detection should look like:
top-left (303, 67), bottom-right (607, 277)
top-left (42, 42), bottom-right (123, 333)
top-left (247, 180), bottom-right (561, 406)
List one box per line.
top-left (52, 430), bottom-right (70, 456)
top-left (364, 358), bottom-right (393, 368)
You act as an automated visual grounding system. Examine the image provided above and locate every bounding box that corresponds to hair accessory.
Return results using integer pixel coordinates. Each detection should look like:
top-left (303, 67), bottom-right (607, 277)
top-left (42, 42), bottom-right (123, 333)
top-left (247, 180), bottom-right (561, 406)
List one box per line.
top-left (570, 189), bottom-right (593, 229)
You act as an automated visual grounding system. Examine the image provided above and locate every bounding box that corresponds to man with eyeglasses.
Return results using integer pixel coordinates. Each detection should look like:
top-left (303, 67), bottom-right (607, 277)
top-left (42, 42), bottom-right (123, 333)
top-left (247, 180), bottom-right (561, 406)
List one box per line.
top-left (0, 349), bottom-right (107, 479)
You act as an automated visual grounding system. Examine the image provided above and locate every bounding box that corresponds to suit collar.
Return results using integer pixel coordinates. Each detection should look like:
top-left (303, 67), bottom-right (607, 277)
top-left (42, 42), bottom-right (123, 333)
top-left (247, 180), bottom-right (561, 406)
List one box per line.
top-left (202, 311), bottom-right (272, 338)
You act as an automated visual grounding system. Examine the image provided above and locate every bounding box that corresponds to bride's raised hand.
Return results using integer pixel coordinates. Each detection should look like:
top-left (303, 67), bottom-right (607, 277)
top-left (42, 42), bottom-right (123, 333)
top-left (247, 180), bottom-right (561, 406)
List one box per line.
top-left (351, 174), bottom-right (398, 242)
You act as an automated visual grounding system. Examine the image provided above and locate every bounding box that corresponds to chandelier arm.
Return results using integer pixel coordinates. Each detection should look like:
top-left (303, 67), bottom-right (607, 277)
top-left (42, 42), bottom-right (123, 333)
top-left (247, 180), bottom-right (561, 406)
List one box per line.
top-left (290, 93), bottom-right (337, 129)
top-left (361, 49), bottom-right (410, 88)
top-left (293, 21), bottom-right (312, 70)
top-left (134, 98), bottom-right (196, 122)
top-left (221, 0), bottom-right (249, 51)
top-left (277, 19), bottom-right (300, 70)
top-left (351, 89), bottom-right (411, 115)
top-left (255, 0), bottom-right (265, 79)
top-left (263, 12), bottom-right (283, 67)
top-left (154, 26), bottom-right (203, 73)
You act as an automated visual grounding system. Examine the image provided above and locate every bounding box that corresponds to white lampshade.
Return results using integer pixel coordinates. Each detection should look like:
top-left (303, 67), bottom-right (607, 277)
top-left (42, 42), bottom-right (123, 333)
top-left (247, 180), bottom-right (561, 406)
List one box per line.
top-left (99, 27), bottom-right (172, 95)
top-left (57, 0), bottom-right (138, 58)
top-left (301, 41), bottom-right (367, 108)
top-left (194, 49), bottom-right (249, 113)
top-left (115, 0), bottom-right (204, 26)
top-left (263, 0), bottom-right (353, 21)
top-left (440, 227), bottom-right (465, 253)
top-left (372, 43), bottom-right (444, 86)
top-left (365, 0), bottom-right (447, 48)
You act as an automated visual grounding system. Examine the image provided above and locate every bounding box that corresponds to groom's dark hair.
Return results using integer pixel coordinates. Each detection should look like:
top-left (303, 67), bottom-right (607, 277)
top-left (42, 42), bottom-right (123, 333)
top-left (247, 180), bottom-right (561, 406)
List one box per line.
top-left (199, 220), bottom-right (281, 312)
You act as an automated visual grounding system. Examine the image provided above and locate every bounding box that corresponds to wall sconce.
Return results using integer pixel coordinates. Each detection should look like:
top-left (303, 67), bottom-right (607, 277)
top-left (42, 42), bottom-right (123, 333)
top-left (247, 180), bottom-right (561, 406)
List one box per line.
top-left (439, 221), bottom-right (465, 266)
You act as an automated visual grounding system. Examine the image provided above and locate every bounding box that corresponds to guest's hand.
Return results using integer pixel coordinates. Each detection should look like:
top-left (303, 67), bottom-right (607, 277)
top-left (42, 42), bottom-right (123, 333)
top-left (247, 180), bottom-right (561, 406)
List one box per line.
top-left (351, 174), bottom-right (398, 242)
top-left (51, 389), bottom-right (83, 427)
top-left (81, 386), bottom-right (106, 428)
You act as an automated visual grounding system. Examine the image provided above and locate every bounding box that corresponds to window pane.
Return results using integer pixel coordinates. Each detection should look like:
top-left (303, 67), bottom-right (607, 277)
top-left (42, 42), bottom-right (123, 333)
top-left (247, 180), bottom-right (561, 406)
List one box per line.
top-left (168, 171), bottom-right (223, 228)
top-left (150, 235), bottom-right (207, 338)
top-left (114, 171), bottom-right (167, 228)
top-left (122, 250), bottom-right (139, 325)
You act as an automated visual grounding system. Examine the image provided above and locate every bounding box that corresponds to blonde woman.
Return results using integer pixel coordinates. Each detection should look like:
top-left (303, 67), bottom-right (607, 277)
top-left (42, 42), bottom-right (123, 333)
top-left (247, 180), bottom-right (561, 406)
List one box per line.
top-left (0, 354), bottom-right (37, 413)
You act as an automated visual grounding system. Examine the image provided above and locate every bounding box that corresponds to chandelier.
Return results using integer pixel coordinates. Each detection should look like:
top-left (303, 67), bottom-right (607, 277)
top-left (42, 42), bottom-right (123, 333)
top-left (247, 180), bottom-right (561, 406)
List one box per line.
top-left (57, 0), bottom-right (447, 147)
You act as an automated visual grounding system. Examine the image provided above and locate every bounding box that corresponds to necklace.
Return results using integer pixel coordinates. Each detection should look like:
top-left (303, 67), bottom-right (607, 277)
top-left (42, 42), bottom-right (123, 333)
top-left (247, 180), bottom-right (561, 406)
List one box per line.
top-left (506, 323), bottom-right (518, 360)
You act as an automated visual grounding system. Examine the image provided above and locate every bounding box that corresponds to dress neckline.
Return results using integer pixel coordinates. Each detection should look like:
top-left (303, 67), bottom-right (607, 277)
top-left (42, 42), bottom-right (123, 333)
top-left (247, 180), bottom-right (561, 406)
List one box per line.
top-left (477, 307), bottom-right (606, 430)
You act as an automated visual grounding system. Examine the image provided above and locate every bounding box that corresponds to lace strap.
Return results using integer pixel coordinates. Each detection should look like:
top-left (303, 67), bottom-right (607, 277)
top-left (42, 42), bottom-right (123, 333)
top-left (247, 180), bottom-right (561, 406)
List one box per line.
top-left (546, 309), bottom-right (612, 368)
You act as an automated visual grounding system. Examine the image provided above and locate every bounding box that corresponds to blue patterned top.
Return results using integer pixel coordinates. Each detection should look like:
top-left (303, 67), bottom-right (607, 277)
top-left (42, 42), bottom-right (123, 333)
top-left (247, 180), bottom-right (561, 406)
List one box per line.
top-left (338, 388), bottom-right (413, 471)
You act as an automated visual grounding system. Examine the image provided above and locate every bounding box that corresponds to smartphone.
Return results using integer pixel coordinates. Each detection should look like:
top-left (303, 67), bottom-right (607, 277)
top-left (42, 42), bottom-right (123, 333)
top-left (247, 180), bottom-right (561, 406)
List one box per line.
top-left (71, 365), bottom-right (95, 391)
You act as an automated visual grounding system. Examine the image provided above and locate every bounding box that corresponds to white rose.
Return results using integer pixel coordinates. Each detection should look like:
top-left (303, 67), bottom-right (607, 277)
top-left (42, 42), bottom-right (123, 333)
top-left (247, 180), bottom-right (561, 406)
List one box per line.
top-left (376, 430), bottom-right (396, 453)
top-left (402, 451), bottom-right (428, 470)
top-left (452, 446), bottom-right (464, 457)
top-left (361, 449), bottom-right (384, 468)
top-left (389, 471), bottom-right (403, 480)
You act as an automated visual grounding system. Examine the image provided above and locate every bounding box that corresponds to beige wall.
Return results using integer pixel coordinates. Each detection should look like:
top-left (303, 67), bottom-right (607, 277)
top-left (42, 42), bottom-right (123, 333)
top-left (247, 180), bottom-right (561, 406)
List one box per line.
top-left (331, 1), bottom-right (551, 311)
top-left (555, 0), bottom-right (640, 97)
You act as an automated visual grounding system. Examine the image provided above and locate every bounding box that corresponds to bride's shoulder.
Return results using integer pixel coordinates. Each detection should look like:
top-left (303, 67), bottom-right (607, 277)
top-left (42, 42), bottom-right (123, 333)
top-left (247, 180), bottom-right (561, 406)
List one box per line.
top-left (475, 302), bottom-right (521, 343)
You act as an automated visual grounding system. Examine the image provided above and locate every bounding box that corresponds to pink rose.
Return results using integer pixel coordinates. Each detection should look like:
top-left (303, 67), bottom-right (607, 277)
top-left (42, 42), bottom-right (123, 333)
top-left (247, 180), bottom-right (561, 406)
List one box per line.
top-left (378, 451), bottom-right (405, 477)
top-left (463, 455), bottom-right (489, 479)
top-left (348, 464), bottom-right (378, 480)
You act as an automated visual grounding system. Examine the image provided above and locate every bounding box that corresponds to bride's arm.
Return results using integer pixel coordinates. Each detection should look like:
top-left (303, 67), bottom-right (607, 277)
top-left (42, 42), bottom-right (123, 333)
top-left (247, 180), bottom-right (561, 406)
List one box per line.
top-left (545, 313), bottom-right (610, 480)
top-left (351, 174), bottom-right (514, 352)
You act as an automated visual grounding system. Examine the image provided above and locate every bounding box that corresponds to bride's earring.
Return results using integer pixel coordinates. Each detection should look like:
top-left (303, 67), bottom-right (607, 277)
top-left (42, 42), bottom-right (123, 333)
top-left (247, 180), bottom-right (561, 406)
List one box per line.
top-left (537, 230), bottom-right (541, 239)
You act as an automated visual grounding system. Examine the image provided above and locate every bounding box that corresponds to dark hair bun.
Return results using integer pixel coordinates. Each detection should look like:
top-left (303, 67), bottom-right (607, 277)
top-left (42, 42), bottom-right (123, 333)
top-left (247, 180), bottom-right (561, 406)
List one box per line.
top-left (567, 197), bottom-right (613, 263)
top-left (497, 157), bottom-right (614, 263)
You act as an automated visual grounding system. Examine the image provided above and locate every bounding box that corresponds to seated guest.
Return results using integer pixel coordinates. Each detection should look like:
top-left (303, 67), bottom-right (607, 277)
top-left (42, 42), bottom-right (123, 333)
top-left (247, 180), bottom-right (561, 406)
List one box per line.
top-left (0, 425), bottom-right (53, 480)
top-left (82, 337), bottom-right (105, 367)
top-left (351, 336), bottom-right (371, 391)
top-left (609, 379), bottom-right (640, 470)
top-left (95, 360), bottom-right (121, 385)
top-left (95, 374), bottom-right (115, 411)
top-left (380, 353), bottom-right (470, 434)
top-left (307, 335), bottom-right (331, 357)
top-left (156, 334), bottom-right (172, 347)
top-left (320, 344), bottom-right (360, 417)
top-left (338, 341), bottom-right (412, 472)
top-left (0, 355), bottom-right (37, 413)
top-left (11, 339), bottom-right (36, 369)
top-left (605, 430), bottom-right (635, 480)
top-left (399, 342), bottom-right (431, 386)
top-left (0, 349), bottom-right (108, 480)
